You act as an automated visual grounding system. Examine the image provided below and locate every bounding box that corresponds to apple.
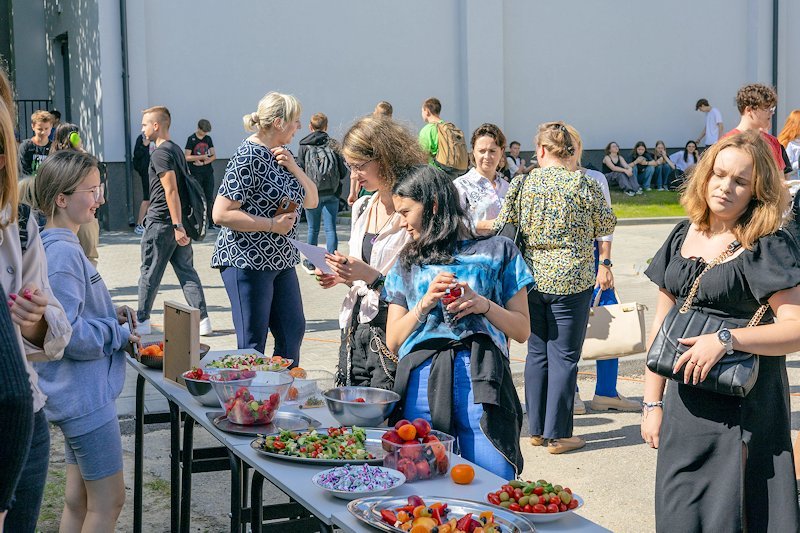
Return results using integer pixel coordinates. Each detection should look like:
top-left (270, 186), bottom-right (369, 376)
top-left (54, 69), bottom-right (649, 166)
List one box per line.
top-left (412, 418), bottom-right (431, 438)
top-left (400, 440), bottom-right (421, 460)
top-left (381, 429), bottom-right (404, 452)
top-left (394, 419), bottom-right (411, 430)
top-left (415, 460), bottom-right (431, 479)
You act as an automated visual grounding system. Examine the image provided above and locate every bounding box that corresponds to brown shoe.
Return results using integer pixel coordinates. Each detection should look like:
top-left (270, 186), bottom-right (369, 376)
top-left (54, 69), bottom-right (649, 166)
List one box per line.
top-left (547, 436), bottom-right (586, 454)
top-left (590, 394), bottom-right (641, 412)
top-left (530, 435), bottom-right (545, 446)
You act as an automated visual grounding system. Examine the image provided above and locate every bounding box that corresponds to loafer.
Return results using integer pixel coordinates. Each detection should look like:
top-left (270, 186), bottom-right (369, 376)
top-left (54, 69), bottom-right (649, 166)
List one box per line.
top-left (590, 393), bottom-right (641, 412)
top-left (574, 395), bottom-right (586, 415)
top-left (530, 435), bottom-right (545, 446)
top-left (547, 436), bottom-right (586, 454)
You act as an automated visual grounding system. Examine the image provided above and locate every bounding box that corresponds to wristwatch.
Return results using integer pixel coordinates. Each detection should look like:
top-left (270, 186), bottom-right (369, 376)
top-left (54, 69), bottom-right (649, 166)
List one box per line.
top-left (600, 258), bottom-right (613, 268)
top-left (367, 274), bottom-right (385, 292)
top-left (717, 328), bottom-right (734, 355)
top-left (173, 223), bottom-right (185, 230)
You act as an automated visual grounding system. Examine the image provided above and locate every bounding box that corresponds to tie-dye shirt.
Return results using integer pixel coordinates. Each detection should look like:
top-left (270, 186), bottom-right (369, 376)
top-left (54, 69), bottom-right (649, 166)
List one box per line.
top-left (384, 236), bottom-right (533, 358)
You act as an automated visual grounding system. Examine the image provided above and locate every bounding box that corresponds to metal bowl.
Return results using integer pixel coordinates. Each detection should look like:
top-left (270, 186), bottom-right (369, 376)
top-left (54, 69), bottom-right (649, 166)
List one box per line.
top-left (323, 386), bottom-right (400, 427)
top-left (182, 374), bottom-right (220, 407)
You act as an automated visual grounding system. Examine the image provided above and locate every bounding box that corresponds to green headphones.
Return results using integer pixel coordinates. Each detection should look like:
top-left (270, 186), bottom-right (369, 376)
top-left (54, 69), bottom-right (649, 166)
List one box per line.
top-left (68, 131), bottom-right (81, 148)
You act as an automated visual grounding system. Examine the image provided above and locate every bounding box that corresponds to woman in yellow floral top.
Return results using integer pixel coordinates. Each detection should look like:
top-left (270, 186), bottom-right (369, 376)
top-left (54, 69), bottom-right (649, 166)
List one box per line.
top-left (494, 121), bottom-right (616, 454)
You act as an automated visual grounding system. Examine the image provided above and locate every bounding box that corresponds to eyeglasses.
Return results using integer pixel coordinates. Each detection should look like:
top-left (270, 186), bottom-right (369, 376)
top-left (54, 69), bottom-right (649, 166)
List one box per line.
top-left (768, 106), bottom-right (776, 114)
top-left (69, 183), bottom-right (105, 202)
top-left (344, 159), bottom-right (375, 173)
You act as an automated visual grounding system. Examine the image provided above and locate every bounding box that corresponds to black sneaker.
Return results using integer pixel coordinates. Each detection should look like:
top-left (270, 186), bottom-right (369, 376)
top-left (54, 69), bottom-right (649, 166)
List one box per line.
top-left (300, 260), bottom-right (316, 275)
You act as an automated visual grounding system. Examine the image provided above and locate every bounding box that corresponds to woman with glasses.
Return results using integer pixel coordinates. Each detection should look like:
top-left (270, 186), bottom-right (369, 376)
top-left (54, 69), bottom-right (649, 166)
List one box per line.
top-left (211, 92), bottom-right (318, 363)
top-left (317, 116), bottom-right (424, 389)
top-left (494, 122), bottom-right (616, 454)
top-left (32, 150), bottom-right (138, 532)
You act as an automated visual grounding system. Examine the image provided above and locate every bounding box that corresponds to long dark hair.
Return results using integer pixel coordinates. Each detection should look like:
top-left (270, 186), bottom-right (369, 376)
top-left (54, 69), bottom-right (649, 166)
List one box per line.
top-left (629, 141), bottom-right (649, 161)
top-left (683, 140), bottom-right (698, 164)
top-left (393, 165), bottom-right (475, 270)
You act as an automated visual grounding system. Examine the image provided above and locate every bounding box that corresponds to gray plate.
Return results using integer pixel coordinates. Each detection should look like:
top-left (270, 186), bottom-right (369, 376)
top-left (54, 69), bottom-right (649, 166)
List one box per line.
top-left (348, 496), bottom-right (536, 532)
top-left (250, 427), bottom-right (387, 465)
top-left (207, 410), bottom-right (320, 437)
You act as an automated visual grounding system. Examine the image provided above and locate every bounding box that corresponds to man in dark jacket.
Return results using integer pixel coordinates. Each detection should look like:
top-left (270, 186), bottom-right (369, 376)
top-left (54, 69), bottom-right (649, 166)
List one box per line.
top-left (296, 113), bottom-right (348, 273)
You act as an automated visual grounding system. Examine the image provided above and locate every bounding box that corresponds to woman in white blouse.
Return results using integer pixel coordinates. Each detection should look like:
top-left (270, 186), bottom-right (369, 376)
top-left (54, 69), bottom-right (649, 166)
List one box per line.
top-left (453, 123), bottom-right (510, 234)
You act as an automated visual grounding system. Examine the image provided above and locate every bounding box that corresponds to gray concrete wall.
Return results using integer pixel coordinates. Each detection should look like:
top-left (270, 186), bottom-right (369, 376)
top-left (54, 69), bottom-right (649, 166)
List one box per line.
top-left (10, 0), bottom-right (47, 99)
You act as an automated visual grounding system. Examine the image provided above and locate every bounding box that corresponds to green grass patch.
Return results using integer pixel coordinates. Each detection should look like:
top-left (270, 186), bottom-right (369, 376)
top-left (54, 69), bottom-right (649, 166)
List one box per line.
top-left (38, 467), bottom-right (66, 526)
top-left (145, 477), bottom-right (171, 496)
top-left (609, 190), bottom-right (686, 219)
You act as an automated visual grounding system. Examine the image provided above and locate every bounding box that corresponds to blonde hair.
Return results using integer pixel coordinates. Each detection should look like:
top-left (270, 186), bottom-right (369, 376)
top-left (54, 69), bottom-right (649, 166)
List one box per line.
top-left (31, 109), bottom-right (53, 125)
top-left (535, 121), bottom-right (581, 160)
top-left (0, 97), bottom-right (18, 225)
top-left (342, 116), bottom-right (425, 188)
top-left (680, 131), bottom-right (788, 249)
top-left (34, 150), bottom-right (100, 220)
top-left (142, 106), bottom-right (171, 129)
top-left (243, 92), bottom-right (301, 132)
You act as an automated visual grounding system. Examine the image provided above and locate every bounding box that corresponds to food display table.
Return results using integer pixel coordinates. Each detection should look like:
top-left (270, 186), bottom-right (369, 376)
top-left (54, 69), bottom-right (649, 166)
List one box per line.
top-left (127, 351), bottom-right (610, 533)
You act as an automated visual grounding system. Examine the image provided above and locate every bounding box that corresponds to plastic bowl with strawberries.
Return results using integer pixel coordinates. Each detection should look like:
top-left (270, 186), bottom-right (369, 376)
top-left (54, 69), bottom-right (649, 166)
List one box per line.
top-left (211, 371), bottom-right (293, 425)
top-left (381, 419), bottom-right (454, 482)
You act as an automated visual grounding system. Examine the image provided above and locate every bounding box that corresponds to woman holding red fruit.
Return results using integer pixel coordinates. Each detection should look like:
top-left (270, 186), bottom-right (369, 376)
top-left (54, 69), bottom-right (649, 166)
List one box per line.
top-left (384, 165), bottom-right (532, 479)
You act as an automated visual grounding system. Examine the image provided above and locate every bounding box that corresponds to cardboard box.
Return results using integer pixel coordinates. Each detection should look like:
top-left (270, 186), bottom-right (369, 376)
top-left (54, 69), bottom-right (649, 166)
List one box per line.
top-left (162, 300), bottom-right (200, 384)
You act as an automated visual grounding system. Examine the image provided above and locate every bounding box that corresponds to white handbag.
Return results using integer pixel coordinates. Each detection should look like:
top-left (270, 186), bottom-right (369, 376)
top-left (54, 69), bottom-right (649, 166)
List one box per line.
top-left (582, 290), bottom-right (647, 361)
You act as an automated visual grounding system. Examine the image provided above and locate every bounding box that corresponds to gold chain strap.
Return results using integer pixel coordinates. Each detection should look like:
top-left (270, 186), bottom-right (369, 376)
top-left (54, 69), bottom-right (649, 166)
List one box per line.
top-left (679, 240), bottom-right (769, 326)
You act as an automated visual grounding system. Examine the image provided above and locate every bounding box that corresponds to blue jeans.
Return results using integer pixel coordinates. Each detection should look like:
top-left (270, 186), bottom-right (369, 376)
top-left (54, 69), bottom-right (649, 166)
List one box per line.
top-left (305, 194), bottom-right (339, 254)
top-left (221, 266), bottom-right (305, 361)
top-left (653, 164), bottom-right (673, 190)
top-left (6, 410), bottom-right (49, 533)
top-left (633, 165), bottom-right (655, 189)
top-left (403, 351), bottom-right (515, 479)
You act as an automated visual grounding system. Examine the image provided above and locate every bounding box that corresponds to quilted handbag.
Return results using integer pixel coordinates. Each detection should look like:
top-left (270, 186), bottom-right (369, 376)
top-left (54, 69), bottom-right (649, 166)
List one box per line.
top-left (645, 240), bottom-right (767, 397)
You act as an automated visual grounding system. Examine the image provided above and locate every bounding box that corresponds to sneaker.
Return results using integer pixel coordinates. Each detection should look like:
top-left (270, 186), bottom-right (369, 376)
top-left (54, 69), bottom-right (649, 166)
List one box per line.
top-left (547, 436), bottom-right (586, 454)
top-left (657, 187), bottom-right (667, 191)
top-left (199, 317), bottom-right (213, 336)
top-left (590, 393), bottom-right (641, 412)
top-left (625, 191), bottom-right (636, 197)
top-left (136, 319), bottom-right (151, 335)
top-left (574, 395), bottom-right (586, 415)
top-left (644, 187), bottom-right (652, 192)
top-left (635, 189), bottom-right (644, 195)
top-left (300, 259), bottom-right (316, 275)
top-left (134, 225), bottom-right (145, 235)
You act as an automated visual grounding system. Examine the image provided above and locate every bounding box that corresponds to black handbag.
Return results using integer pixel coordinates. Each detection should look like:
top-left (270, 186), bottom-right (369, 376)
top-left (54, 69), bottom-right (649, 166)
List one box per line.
top-left (497, 177), bottom-right (526, 255)
top-left (645, 240), bottom-right (768, 397)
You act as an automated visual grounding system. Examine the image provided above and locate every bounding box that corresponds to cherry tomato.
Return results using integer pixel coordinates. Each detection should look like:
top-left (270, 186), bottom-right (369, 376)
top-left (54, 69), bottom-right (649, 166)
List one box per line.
top-left (523, 504), bottom-right (533, 513)
top-left (559, 503), bottom-right (567, 512)
top-left (508, 503), bottom-right (522, 512)
top-left (487, 493), bottom-right (501, 505)
top-left (533, 504), bottom-right (547, 513)
top-left (533, 486), bottom-right (544, 496)
top-left (568, 499), bottom-right (579, 510)
top-left (539, 496), bottom-right (547, 505)
top-left (564, 487), bottom-right (572, 495)
top-left (514, 488), bottom-right (524, 500)
top-left (549, 496), bottom-right (561, 506)
top-left (547, 503), bottom-right (559, 513)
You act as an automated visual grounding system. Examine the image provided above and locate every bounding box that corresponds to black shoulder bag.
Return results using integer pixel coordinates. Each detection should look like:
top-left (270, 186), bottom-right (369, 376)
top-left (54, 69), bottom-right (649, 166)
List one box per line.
top-left (646, 240), bottom-right (768, 397)
top-left (497, 177), bottom-right (526, 255)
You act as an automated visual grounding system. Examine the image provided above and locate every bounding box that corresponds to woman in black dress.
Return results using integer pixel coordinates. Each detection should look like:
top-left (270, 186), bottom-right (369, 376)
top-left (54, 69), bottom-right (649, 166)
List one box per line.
top-left (642, 131), bottom-right (800, 532)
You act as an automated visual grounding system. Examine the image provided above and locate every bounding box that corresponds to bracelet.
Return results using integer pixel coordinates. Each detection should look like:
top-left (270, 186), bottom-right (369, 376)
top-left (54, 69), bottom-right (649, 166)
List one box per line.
top-left (481, 298), bottom-right (492, 315)
top-left (266, 217), bottom-right (273, 232)
top-left (642, 401), bottom-right (663, 411)
top-left (413, 302), bottom-right (427, 323)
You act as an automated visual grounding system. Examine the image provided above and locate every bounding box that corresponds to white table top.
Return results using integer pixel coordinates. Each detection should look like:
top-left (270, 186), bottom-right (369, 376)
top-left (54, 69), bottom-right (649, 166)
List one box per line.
top-left (126, 352), bottom-right (609, 532)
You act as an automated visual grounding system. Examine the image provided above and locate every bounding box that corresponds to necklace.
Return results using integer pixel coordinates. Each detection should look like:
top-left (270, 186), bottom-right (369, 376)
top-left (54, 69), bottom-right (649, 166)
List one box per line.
top-left (367, 199), bottom-right (395, 244)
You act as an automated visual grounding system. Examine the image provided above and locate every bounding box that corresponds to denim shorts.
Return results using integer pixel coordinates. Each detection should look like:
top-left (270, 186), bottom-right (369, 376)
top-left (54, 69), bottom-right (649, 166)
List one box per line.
top-left (63, 419), bottom-right (123, 481)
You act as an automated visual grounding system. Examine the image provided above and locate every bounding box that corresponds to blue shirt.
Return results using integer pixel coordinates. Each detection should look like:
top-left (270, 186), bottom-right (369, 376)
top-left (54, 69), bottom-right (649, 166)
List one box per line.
top-left (384, 236), bottom-right (533, 358)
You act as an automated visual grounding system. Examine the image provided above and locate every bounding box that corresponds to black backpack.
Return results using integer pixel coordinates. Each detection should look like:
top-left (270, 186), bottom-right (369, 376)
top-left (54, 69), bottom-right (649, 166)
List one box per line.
top-left (177, 156), bottom-right (208, 241)
top-left (303, 143), bottom-right (341, 196)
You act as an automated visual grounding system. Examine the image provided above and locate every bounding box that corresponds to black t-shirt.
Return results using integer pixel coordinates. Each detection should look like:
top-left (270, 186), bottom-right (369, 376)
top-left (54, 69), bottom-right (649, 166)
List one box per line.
top-left (147, 140), bottom-right (191, 223)
top-left (630, 151), bottom-right (654, 172)
top-left (185, 133), bottom-right (214, 177)
top-left (18, 139), bottom-right (52, 176)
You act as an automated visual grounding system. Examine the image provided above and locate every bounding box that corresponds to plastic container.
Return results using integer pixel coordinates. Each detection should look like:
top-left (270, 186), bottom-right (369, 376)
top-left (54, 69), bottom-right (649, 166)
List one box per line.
top-left (211, 371), bottom-right (293, 425)
top-left (288, 369), bottom-right (335, 408)
top-left (381, 429), bottom-right (454, 482)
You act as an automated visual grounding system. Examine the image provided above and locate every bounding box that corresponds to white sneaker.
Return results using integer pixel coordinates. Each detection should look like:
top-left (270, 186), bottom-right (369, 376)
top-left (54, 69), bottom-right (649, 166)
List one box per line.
top-left (136, 319), bottom-right (151, 335)
top-left (199, 317), bottom-right (213, 336)
top-left (574, 395), bottom-right (587, 415)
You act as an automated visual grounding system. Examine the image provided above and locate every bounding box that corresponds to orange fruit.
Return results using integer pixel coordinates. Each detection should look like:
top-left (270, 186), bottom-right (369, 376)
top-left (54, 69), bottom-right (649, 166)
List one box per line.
top-left (450, 463), bottom-right (475, 484)
top-left (271, 355), bottom-right (283, 363)
top-left (396, 423), bottom-right (417, 441)
top-left (289, 367), bottom-right (307, 379)
top-left (287, 386), bottom-right (298, 400)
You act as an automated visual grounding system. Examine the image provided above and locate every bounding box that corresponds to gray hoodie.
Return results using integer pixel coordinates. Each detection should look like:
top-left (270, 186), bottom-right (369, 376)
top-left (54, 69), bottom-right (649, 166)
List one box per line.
top-left (34, 228), bottom-right (128, 437)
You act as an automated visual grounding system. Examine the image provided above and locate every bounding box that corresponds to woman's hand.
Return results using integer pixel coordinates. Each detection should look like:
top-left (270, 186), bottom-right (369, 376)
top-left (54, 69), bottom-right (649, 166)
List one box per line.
top-left (314, 268), bottom-right (344, 289)
top-left (640, 408), bottom-right (663, 449)
top-left (673, 334), bottom-right (727, 385)
top-left (9, 285), bottom-right (47, 330)
top-left (325, 252), bottom-right (379, 284)
top-left (419, 272), bottom-right (457, 314)
top-left (623, 168), bottom-right (633, 177)
top-left (595, 266), bottom-right (614, 290)
top-left (271, 146), bottom-right (300, 174)
top-left (446, 280), bottom-right (491, 321)
top-left (271, 213), bottom-right (297, 235)
top-left (116, 305), bottom-right (135, 326)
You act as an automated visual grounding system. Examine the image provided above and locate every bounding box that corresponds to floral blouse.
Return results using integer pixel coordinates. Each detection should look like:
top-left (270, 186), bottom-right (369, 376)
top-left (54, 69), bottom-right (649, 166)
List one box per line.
top-left (493, 166), bottom-right (616, 295)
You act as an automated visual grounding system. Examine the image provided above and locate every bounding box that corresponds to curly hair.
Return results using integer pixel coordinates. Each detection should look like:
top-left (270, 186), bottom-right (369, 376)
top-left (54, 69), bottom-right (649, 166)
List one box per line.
top-left (680, 131), bottom-right (788, 249)
top-left (342, 116), bottom-right (425, 188)
top-left (735, 83), bottom-right (777, 114)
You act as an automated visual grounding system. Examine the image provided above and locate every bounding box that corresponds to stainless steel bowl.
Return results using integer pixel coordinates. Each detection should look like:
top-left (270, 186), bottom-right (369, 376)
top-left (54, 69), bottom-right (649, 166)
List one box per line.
top-left (323, 386), bottom-right (400, 427)
top-left (182, 376), bottom-right (220, 407)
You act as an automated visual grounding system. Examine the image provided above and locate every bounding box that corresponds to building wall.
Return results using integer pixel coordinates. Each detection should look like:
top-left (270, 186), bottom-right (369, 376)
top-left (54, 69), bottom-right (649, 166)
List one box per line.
top-left (10, 0), bottom-right (48, 100)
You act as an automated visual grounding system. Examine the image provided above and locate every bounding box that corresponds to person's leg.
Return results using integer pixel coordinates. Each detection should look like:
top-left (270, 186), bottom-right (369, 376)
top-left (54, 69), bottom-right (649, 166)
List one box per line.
top-left (5, 410), bottom-right (50, 533)
top-left (267, 268), bottom-right (306, 362)
top-left (61, 464), bottom-right (88, 532)
top-left (595, 359), bottom-right (619, 397)
top-left (221, 267), bottom-right (277, 354)
top-left (320, 195), bottom-right (339, 254)
top-left (525, 291), bottom-right (550, 438)
top-left (168, 240), bottom-right (209, 319)
top-left (543, 289), bottom-right (592, 440)
top-left (305, 204), bottom-right (322, 247)
top-left (200, 172), bottom-right (215, 227)
top-left (641, 166), bottom-right (655, 190)
top-left (137, 222), bottom-right (176, 322)
top-left (401, 359), bottom-right (433, 421)
top-left (77, 219), bottom-right (100, 267)
top-left (452, 351), bottom-right (515, 479)
top-left (82, 473), bottom-right (125, 532)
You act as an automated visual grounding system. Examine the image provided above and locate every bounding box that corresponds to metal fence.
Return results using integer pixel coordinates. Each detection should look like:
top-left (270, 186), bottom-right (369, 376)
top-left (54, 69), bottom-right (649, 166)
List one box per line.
top-left (14, 99), bottom-right (53, 141)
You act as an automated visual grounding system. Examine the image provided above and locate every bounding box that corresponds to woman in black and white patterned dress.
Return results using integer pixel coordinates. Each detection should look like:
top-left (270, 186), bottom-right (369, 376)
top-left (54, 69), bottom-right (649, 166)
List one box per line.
top-left (211, 92), bottom-right (318, 362)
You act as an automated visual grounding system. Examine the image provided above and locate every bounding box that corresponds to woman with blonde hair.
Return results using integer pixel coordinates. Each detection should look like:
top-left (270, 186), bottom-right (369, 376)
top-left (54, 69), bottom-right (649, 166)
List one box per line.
top-left (494, 121), bottom-right (616, 454)
top-left (211, 92), bottom-right (317, 362)
top-left (317, 116), bottom-right (424, 389)
top-left (641, 131), bottom-right (800, 531)
top-left (778, 109), bottom-right (800, 171)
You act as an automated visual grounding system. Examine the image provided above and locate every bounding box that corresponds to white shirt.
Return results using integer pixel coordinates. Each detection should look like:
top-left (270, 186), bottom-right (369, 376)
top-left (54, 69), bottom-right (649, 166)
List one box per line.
top-left (669, 150), bottom-right (698, 171)
top-left (506, 156), bottom-right (522, 176)
top-left (583, 169), bottom-right (613, 242)
top-left (785, 139), bottom-right (800, 170)
top-left (453, 168), bottom-right (510, 226)
top-left (705, 107), bottom-right (723, 145)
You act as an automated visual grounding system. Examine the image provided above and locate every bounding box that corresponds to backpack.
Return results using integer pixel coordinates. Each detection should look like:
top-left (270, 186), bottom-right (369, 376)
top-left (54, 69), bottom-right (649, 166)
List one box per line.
top-left (303, 143), bottom-right (341, 196)
top-left (177, 156), bottom-right (208, 241)
top-left (434, 122), bottom-right (469, 173)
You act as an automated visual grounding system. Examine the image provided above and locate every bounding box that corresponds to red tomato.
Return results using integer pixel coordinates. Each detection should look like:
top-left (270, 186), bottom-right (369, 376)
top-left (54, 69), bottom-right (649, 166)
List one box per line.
top-left (523, 504), bottom-right (533, 513)
top-left (564, 487), bottom-right (572, 495)
top-left (508, 503), bottom-right (522, 512)
top-left (502, 484), bottom-right (515, 495)
top-left (559, 503), bottom-right (567, 512)
top-left (487, 493), bottom-right (501, 505)
top-left (547, 503), bottom-right (559, 513)
top-left (568, 499), bottom-right (579, 509)
top-left (549, 496), bottom-right (561, 506)
top-left (513, 488), bottom-right (524, 500)
top-left (533, 504), bottom-right (547, 513)
top-left (533, 486), bottom-right (544, 496)
top-left (539, 496), bottom-right (547, 505)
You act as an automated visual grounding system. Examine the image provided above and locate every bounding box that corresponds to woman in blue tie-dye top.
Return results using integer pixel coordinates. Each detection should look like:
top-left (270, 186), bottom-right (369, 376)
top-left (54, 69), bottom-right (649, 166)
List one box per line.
top-left (384, 165), bottom-right (532, 478)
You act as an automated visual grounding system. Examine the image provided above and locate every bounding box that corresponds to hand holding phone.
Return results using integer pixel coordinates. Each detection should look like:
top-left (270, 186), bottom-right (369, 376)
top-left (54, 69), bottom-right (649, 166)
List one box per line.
top-left (275, 196), bottom-right (299, 216)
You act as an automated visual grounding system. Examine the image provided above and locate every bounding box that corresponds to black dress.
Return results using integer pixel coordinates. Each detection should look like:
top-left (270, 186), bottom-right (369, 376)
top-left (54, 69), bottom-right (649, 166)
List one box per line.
top-left (645, 221), bottom-right (800, 533)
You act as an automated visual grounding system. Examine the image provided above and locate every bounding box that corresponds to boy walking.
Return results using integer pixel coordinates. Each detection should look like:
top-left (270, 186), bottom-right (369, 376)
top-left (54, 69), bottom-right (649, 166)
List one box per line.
top-left (695, 98), bottom-right (723, 146)
top-left (18, 110), bottom-right (54, 176)
top-left (136, 106), bottom-right (212, 335)
top-left (418, 97), bottom-right (468, 179)
top-left (184, 119), bottom-right (216, 229)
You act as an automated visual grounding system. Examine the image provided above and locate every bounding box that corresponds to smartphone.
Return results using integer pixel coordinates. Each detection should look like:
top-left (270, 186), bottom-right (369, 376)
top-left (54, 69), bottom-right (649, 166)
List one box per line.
top-left (124, 308), bottom-right (139, 358)
top-left (275, 197), bottom-right (299, 216)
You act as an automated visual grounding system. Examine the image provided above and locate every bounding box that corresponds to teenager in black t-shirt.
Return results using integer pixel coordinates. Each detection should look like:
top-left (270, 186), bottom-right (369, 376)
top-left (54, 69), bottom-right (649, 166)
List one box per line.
top-left (184, 119), bottom-right (216, 227)
top-left (18, 110), bottom-right (54, 176)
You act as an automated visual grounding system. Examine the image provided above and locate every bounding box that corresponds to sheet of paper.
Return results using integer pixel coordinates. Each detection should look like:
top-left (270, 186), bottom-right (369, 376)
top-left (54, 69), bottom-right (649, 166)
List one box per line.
top-left (287, 238), bottom-right (334, 274)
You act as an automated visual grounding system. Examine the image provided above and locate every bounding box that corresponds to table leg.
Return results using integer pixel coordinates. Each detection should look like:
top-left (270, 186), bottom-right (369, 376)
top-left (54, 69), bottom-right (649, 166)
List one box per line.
top-left (179, 416), bottom-right (194, 533)
top-left (169, 401), bottom-right (181, 533)
top-left (250, 471), bottom-right (264, 533)
top-left (317, 520), bottom-right (334, 533)
top-left (133, 374), bottom-right (145, 533)
top-left (227, 451), bottom-right (242, 533)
